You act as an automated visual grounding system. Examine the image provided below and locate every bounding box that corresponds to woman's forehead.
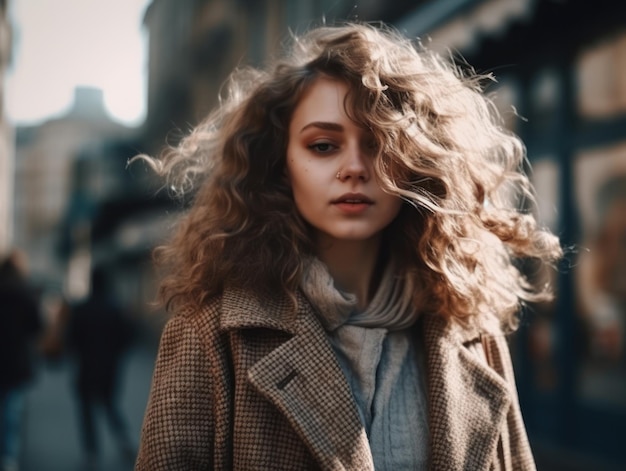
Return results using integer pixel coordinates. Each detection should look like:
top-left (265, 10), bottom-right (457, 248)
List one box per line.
top-left (291, 76), bottom-right (373, 129)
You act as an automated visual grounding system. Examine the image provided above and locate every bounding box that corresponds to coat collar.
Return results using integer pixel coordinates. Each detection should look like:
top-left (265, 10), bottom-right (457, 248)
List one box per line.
top-left (219, 287), bottom-right (512, 471)
top-left (219, 285), bottom-right (300, 334)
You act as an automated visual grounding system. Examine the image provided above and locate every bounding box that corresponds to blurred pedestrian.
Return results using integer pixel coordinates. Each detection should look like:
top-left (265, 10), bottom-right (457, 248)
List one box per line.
top-left (134, 22), bottom-right (562, 470)
top-left (0, 250), bottom-right (42, 471)
top-left (67, 266), bottom-right (136, 470)
top-left (38, 290), bottom-right (71, 367)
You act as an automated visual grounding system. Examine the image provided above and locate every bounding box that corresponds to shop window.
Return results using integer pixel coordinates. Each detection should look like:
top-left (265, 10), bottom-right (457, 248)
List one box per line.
top-left (574, 143), bottom-right (626, 408)
top-left (577, 31), bottom-right (626, 119)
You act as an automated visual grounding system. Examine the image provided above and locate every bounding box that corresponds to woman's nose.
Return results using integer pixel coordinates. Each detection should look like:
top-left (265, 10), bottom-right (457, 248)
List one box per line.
top-left (337, 142), bottom-right (370, 182)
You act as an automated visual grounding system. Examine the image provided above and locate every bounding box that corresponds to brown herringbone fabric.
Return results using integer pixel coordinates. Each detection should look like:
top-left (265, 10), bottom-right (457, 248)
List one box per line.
top-left (135, 288), bottom-right (536, 470)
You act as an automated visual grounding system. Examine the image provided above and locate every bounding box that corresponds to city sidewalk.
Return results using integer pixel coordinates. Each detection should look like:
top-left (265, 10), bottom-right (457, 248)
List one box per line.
top-left (19, 341), bottom-right (157, 471)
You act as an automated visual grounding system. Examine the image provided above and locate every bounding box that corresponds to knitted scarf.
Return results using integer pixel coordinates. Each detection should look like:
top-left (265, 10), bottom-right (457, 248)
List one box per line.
top-left (300, 256), bottom-right (419, 331)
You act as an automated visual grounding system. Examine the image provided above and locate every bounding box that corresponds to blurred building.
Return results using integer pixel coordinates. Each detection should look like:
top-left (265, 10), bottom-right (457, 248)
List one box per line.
top-left (13, 87), bottom-right (134, 287)
top-left (0, 0), bottom-right (12, 254)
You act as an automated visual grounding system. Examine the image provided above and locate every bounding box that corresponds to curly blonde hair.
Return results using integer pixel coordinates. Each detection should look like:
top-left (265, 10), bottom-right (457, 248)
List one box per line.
top-left (142, 22), bottom-right (561, 329)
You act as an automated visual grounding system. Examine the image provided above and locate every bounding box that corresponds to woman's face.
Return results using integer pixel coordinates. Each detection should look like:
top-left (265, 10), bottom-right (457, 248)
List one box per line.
top-left (286, 77), bottom-right (402, 246)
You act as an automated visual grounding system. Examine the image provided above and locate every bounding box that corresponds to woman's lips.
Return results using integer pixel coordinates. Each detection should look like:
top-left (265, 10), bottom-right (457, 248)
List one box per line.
top-left (331, 193), bottom-right (373, 214)
top-left (334, 202), bottom-right (371, 214)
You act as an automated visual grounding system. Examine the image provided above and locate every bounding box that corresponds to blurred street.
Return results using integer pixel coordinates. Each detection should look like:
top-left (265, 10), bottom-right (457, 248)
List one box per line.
top-left (19, 340), bottom-right (157, 471)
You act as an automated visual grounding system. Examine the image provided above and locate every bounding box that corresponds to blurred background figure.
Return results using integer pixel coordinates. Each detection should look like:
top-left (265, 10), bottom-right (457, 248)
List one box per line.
top-left (0, 250), bottom-right (42, 471)
top-left (38, 293), bottom-right (71, 368)
top-left (66, 266), bottom-right (136, 470)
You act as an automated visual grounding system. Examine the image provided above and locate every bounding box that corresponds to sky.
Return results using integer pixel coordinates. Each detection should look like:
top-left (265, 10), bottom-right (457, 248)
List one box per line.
top-left (6, 0), bottom-right (152, 127)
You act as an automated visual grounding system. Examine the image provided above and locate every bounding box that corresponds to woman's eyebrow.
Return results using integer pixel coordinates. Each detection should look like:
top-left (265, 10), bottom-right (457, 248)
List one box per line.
top-left (300, 121), bottom-right (344, 133)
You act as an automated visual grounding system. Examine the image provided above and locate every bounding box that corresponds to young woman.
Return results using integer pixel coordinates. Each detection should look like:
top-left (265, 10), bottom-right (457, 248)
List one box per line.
top-left (134, 22), bottom-right (561, 471)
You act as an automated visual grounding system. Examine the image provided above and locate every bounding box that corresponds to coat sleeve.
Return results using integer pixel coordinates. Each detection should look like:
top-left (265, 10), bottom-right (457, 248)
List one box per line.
top-left (135, 314), bottom-right (215, 470)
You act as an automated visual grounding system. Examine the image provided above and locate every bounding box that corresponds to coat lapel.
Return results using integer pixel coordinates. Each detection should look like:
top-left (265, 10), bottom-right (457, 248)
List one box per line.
top-left (222, 288), bottom-right (374, 471)
top-left (423, 314), bottom-right (512, 471)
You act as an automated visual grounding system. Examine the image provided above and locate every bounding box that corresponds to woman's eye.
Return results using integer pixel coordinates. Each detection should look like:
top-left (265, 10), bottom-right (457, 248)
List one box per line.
top-left (308, 142), bottom-right (337, 154)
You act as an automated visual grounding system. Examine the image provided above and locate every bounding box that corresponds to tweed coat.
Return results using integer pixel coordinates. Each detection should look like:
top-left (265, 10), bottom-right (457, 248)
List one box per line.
top-left (135, 286), bottom-right (536, 471)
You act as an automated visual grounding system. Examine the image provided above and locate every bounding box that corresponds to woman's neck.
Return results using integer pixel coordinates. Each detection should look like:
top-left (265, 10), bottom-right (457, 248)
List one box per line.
top-left (315, 235), bottom-right (383, 310)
